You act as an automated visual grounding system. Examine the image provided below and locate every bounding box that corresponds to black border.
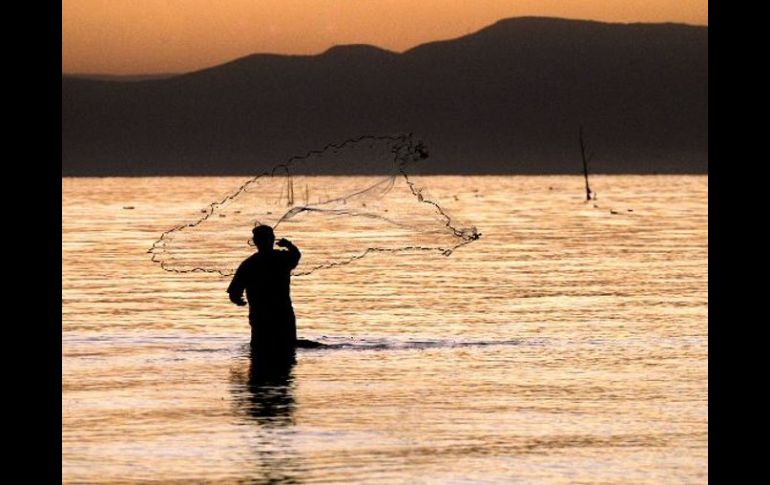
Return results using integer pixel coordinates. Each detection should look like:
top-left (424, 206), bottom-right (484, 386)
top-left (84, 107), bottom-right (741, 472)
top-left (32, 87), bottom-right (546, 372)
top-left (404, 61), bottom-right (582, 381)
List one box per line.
top-left (19, 0), bottom-right (64, 480)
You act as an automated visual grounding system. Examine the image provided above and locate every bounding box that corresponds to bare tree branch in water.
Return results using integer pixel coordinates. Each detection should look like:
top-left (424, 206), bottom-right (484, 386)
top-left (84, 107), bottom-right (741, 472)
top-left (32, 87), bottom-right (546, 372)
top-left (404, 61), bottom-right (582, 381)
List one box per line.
top-left (579, 126), bottom-right (596, 201)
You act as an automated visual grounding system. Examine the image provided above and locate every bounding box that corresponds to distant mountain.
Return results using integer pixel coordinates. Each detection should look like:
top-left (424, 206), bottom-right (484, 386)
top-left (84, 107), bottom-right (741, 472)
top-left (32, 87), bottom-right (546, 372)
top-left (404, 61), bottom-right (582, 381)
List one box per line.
top-left (62, 17), bottom-right (707, 176)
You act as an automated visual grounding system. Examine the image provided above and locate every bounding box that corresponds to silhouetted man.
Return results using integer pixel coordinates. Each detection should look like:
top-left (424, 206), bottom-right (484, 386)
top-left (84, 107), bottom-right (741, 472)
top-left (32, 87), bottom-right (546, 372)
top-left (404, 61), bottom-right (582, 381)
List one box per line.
top-left (228, 225), bottom-right (300, 351)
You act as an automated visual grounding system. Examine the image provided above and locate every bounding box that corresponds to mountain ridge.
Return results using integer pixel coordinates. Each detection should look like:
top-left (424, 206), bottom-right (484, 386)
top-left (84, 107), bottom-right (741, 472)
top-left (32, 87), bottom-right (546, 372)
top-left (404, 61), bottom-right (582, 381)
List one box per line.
top-left (62, 17), bottom-right (708, 176)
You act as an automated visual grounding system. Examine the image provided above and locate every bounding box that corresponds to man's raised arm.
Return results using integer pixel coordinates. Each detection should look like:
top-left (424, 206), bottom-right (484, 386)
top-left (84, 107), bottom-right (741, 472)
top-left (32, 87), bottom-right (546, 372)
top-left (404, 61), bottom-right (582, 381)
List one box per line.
top-left (277, 238), bottom-right (301, 269)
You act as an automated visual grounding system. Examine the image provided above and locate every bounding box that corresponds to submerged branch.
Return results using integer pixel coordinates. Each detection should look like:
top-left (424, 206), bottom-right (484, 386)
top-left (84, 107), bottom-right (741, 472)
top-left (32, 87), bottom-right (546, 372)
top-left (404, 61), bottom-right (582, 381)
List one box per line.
top-left (579, 126), bottom-right (595, 201)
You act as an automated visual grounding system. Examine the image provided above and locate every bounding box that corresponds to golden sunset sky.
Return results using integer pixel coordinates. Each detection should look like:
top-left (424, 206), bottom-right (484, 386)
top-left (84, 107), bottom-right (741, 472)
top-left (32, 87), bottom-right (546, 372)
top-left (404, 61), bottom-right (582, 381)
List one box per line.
top-left (63, 0), bottom-right (708, 75)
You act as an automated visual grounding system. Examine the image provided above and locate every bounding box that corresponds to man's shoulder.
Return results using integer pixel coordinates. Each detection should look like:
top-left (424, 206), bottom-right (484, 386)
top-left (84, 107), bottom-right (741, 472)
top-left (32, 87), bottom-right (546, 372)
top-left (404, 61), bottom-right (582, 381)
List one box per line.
top-left (238, 252), bottom-right (262, 269)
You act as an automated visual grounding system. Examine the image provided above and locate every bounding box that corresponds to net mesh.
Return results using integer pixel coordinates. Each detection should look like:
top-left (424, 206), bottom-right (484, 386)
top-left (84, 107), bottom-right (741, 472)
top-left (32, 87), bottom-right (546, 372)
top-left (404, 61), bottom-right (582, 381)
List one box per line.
top-left (149, 134), bottom-right (480, 276)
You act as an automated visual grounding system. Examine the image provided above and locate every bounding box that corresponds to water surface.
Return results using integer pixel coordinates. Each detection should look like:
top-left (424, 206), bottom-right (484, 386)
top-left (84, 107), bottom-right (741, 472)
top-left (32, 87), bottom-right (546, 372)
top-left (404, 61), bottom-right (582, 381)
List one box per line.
top-left (62, 175), bottom-right (707, 483)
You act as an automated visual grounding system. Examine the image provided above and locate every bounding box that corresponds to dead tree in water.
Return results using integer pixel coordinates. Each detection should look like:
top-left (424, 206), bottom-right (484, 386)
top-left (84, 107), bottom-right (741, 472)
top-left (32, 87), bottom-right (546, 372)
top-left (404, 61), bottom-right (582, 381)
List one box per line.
top-left (579, 126), bottom-right (595, 201)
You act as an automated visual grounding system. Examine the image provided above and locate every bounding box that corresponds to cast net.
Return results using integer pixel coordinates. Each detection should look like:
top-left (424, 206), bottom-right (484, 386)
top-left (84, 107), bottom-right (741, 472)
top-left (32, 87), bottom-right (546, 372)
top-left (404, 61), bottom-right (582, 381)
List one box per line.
top-left (149, 134), bottom-right (480, 276)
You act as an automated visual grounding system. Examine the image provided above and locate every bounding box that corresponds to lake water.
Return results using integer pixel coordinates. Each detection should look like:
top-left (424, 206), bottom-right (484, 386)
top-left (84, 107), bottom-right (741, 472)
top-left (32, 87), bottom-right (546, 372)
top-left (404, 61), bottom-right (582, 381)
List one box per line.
top-left (62, 175), bottom-right (707, 483)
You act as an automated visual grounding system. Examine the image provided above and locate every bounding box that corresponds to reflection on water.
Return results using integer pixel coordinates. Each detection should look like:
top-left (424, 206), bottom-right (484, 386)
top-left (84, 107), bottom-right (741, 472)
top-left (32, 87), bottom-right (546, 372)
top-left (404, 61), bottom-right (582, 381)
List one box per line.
top-left (232, 348), bottom-right (297, 426)
top-left (62, 176), bottom-right (708, 483)
top-left (230, 347), bottom-right (302, 483)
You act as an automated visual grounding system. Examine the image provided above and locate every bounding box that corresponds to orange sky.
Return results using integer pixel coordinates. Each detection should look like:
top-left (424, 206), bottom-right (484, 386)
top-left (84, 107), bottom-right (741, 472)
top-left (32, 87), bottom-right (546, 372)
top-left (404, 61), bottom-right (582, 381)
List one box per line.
top-left (63, 0), bottom-right (708, 75)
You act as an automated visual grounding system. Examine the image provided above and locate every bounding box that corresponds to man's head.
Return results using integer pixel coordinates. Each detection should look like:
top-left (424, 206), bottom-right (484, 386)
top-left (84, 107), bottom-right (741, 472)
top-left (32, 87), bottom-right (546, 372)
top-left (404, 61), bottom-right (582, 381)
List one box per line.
top-left (252, 225), bottom-right (275, 251)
